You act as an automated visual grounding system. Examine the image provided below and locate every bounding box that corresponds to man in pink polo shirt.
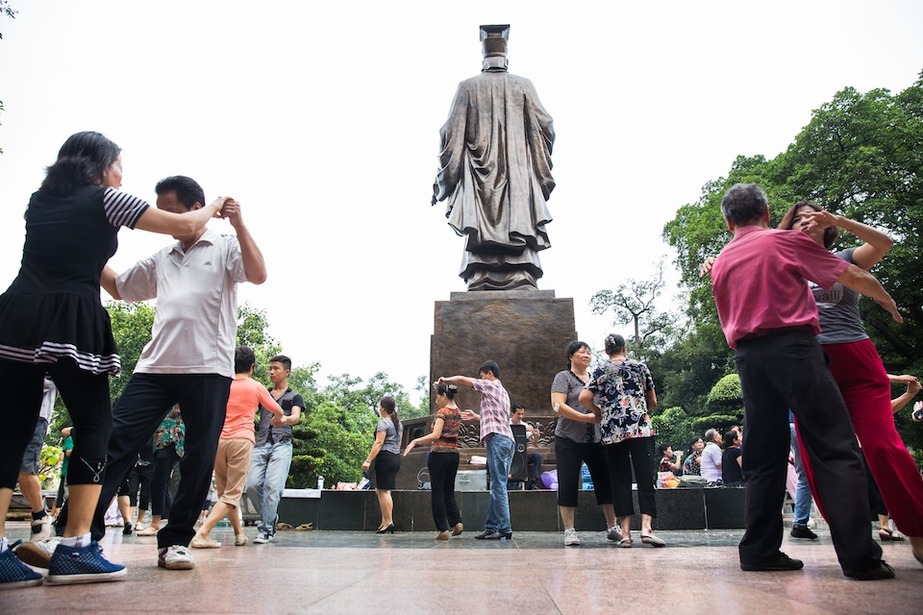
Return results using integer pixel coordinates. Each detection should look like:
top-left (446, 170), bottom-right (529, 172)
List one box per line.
top-left (710, 183), bottom-right (901, 581)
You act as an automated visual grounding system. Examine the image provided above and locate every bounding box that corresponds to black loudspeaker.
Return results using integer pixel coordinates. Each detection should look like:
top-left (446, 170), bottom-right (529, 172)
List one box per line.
top-left (509, 424), bottom-right (528, 482)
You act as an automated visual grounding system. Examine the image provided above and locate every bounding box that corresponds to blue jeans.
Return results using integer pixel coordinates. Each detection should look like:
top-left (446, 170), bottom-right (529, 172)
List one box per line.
top-left (789, 424), bottom-right (812, 527)
top-left (246, 440), bottom-right (294, 535)
top-left (485, 434), bottom-right (514, 533)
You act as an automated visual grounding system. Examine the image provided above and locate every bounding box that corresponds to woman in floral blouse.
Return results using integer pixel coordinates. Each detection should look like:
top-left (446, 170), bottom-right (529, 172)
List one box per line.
top-left (579, 334), bottom-right (663, 548)
top-left (138, 405), bottom-right (185, 535)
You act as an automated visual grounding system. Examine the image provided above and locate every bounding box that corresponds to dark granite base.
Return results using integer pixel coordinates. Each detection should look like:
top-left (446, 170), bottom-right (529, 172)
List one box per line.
top-left (277, 487), bottom-right (743, 531)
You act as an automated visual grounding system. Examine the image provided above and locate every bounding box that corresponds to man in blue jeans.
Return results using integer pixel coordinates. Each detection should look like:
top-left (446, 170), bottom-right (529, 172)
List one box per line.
top-left (788, 412), bottom-right (817, 540)
top-left (247, 354), bottom-right (303, 544)
top-left (441, 361), bottom-right (514, 540)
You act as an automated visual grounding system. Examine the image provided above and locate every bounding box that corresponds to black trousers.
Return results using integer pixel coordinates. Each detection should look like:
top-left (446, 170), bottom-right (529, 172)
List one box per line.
top-left (0, 358), bottom-right (111, 490)
top-left (150, 444), bottom-right (180, 517)
top-left (605, 436), bottom-right (656, 518)
top-left (427, 452), bottom-right (462, 532)
top-left (554, 437), bottom-right (613, 508)
top-left (734, 329), bottom-right (882, 571)
top-left (58, 373), bottom-right (231, 549)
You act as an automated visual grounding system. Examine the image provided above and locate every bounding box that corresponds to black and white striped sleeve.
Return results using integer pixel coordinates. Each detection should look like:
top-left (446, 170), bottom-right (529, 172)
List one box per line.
top-left (103, 188), bottom-right (150, 229)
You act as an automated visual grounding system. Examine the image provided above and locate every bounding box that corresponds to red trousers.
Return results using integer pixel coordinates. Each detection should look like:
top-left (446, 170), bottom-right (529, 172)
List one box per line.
top-left (797, 338), bottom-right (923, 536)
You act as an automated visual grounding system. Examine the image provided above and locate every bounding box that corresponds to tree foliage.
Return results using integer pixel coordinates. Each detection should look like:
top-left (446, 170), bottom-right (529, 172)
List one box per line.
top-left (589, 258), bottom-right (679, 357)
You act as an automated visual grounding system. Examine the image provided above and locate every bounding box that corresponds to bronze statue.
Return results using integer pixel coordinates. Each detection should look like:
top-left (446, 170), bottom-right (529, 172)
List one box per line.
top-left (432, 24), bottom-right (555, 291)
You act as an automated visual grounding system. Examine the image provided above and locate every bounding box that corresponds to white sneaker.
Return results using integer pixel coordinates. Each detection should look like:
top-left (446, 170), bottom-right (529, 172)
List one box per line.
top-left (252, 531), bottom-right (273, 544)
top-left (564, 528), bottom-right (580, 547)
top-left (158, 545), bottom-right (195, 570)
top-left (14, 536), bottom-right (61, 570)
top-left (30, 515), bottom-right (52, 542)
top-left (606, 526), bottom-right (623, 543)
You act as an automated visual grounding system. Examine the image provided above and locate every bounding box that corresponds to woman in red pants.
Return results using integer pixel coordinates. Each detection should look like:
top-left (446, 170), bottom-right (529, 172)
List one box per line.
top-left (779, 202), bottom-right (923, 565)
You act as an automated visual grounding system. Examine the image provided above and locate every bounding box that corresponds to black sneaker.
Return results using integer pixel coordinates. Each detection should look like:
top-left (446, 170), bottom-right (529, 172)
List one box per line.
top-left (740, 552), bottom-right (804, 571)
top-left (790, 525), bottom-right (818, 540)
top-left (843, 561), bottom-right (895, 581)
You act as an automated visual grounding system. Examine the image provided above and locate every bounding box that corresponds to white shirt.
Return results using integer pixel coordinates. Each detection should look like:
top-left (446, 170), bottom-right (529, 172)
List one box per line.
top-left (40, 377), bottom-right (57, 422)
top-left (701, 441), bottom-right (723, 482)
top-left (115, 228), bottom-right (247, 378)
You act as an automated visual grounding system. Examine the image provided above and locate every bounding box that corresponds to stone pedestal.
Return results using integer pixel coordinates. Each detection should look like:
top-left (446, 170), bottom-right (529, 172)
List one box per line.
top-left (429, 290), bottom-right (577, 415)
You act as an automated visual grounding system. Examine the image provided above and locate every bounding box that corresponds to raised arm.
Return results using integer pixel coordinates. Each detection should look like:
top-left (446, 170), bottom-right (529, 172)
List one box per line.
top-left (438, 375), bottom-right (476, 388)
top-left (222, 199), bottom-right (267, 285)
top-left (803, 210), bottom-right (893, 270)
top-left (836, 264), bottom-right (902, 323)
top-left (134, 195), bottom-right (227, 236)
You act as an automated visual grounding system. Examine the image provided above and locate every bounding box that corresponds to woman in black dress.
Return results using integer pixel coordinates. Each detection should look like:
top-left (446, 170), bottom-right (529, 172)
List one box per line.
top-left (0, 131), bottom-right (226, 587)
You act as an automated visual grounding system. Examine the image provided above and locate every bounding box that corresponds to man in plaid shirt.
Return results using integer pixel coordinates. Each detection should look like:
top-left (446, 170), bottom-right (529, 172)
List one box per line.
top-left (440, 361), bottom-right (515, 540)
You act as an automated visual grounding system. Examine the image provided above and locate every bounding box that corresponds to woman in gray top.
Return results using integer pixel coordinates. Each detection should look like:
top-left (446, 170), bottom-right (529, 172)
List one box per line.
top-left (780, 202), bottom-right (923, 563)
top-left (550, 341), bottom-right (619, 547)
top-left (362, 396), bottom-right (403, 533)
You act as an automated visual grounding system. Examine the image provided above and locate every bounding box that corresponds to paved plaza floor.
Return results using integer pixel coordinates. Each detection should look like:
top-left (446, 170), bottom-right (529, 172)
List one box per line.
top-left (1, 521), bottom-right (919, 614)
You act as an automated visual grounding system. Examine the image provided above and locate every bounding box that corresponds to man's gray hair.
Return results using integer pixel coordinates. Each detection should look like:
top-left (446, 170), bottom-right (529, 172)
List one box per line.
top-left (704, 428), bottom-right (719, 443)
top-left (720, 183), bottom-right (769, 226)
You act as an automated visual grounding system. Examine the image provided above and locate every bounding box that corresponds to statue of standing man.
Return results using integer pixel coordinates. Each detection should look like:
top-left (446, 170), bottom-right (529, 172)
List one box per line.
top-left (432, 24), bottom-right (556, 291)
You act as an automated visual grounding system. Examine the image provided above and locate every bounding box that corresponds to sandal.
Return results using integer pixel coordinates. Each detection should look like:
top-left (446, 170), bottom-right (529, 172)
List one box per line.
top-left (640, 533), bottom-right (666, 547)
top-left (618, 537), bottom-right (633, 548)
top-left (878, 527), bottom-right (905, 542)
top-left (137, 526), bottom-right (160, 536)
top-left (275, 522), bottom-right (293, 531)
top-left (294, 523), bottom-right (314, 531)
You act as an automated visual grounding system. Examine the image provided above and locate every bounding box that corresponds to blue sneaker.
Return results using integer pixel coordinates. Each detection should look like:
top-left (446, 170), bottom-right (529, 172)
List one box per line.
top-left (0, 545), bottom-right (44, 589)
top-left (46, 541), bottom-right (126, 585)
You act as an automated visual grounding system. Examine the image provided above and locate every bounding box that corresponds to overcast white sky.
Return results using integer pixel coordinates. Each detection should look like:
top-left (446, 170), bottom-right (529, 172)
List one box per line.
top-left (1, 1), bottom-right (921, 402)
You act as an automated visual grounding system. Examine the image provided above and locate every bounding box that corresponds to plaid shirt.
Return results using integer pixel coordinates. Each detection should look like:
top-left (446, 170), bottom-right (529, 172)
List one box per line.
top-left (472, 378), bottom-right (514, 443)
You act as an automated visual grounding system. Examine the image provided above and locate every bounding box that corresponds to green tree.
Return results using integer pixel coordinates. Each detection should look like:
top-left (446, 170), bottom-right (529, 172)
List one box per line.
top-left (589, 258), bottom-right (679, 357)
top-left (650, 406), bottom-right (694, 450)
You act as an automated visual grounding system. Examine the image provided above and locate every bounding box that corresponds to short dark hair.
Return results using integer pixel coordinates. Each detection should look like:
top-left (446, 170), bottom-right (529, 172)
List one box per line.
top-left (155, 175), bottom-right (205, 210)
top-left (40, 131), bottom-right (121, 195)
top-left (478, 360), bottom-right (500, 379)
top-left (604, 334), bottom-right (625, 356)
top-left (234, 346), bottom-right (256, 373)
top-left (688, 435), bottom-right (704, 449)
top-left (720, 183), bottom-right (769, 227)
top-left (511, 402), bottom-right (525, 414)
top-left (723, 429), bottom-right (740, 449)
top-left (565, 340), bottom-right (590, 368)
top-left (777, 201), bottom-right (839, 249)
top-left (657, 442), bottom-right (672, 456)
top-left (269, 354), bottom-right (292, 371)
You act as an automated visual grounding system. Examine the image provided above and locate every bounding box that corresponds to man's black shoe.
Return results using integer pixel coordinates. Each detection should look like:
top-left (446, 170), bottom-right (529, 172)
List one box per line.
top-left (474, 530), bottom-right (512, 540)
top-left (843, 561), bottom-right (895, 581)
top-left (790, 525), bottom-right (818, 540)
top-left (740, 552), bottom-right (804, 571)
